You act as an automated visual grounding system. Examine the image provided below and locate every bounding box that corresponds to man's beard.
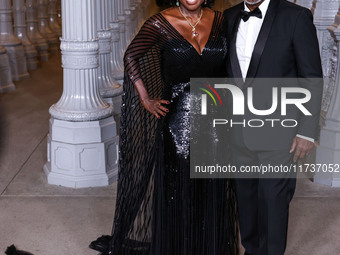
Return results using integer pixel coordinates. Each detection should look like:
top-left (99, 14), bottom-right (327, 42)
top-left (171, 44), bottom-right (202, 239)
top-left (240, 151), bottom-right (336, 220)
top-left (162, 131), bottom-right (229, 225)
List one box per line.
top-left (244, 0), bottom-right (264, 5)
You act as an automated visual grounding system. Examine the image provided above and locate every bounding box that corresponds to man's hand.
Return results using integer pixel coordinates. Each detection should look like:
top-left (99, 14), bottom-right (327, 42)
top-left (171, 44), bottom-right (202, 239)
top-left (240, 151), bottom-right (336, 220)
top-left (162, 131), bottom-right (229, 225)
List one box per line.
top-left (289, 136), bottom-right (315, 162)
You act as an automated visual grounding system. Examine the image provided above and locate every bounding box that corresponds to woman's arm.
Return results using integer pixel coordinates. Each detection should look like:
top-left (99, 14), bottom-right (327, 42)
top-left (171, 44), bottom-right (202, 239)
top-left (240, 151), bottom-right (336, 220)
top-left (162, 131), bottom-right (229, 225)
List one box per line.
top-left (124, 15), bottom-right (170, 119)
top-left (134, 79), bottom-right (169, 119)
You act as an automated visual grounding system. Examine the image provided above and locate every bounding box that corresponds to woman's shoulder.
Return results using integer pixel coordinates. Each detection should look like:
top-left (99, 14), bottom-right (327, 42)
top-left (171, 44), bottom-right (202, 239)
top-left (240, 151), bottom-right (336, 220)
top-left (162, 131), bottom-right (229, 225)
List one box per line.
top-left (140, 11), bottom-right (170, 32)
top-left (144, 7), bottom-right (183, 27)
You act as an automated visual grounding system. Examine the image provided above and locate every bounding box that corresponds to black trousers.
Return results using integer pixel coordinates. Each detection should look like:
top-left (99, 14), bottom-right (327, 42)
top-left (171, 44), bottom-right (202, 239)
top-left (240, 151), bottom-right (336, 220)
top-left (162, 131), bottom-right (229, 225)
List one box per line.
top-left (232, 145), bottom-right (297, 255)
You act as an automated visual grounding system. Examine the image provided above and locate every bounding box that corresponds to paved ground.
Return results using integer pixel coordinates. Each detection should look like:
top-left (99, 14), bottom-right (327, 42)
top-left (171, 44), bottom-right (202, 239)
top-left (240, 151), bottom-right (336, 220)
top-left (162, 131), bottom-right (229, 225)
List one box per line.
top-left (0, 53), bottom-right (339, 255)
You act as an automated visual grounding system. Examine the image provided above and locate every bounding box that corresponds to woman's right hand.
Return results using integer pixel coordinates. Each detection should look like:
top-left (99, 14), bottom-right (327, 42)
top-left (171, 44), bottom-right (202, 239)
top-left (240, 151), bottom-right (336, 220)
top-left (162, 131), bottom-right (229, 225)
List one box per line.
top-left (141, 97), bottom-right (170, 119)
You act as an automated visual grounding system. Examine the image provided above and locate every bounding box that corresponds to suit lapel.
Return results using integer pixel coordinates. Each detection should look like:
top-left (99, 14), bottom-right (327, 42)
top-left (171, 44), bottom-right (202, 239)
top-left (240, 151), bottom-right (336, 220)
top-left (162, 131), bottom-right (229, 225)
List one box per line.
top-left (245, 0), bottom-right (280, 87)
top-left (229, 6), bottom-right (244, 88)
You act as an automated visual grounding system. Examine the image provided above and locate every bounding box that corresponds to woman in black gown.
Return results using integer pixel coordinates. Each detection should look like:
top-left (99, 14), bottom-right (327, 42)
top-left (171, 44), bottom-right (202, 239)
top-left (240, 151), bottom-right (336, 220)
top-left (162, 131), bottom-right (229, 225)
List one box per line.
top-left (91, 1), bottom-right (238, 254)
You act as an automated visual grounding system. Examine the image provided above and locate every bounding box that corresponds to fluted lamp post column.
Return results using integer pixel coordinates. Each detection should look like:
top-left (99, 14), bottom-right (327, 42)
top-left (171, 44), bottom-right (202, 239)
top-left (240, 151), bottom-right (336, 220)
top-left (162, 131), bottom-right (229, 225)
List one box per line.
top-left (96, 0), bottom-right (122, 114)
top-left (0, 45), bottom-right (15, 92)
top-left (0, 0), bottom-right (29, 81)
top-left (13, 0), bottom-right (38, 70)
top-left (117, 0), bottom-right (127, 68)
top-left (134, 0), bottom-right (143, 31)
top-left (132, 0), bottom-right (142, 35)
top-left (315, 5), bottom-right (340, 187)
top-left (295, 0), bottom-right (314, 9)
top-left (37, 0), bottom-right (58, 53)
top-left (109, 0), bottom-right (124, 83)
top-left (56, 0), bottom-right (61, 26)
top-left (48, 0), bottom-right (61, 38)
top-left (124, 0), bottom-right (134, 46)
top-left (26, 0), bottom-right (49, 61)
top-left (44, 0), bottom-right (119, 188)
top-left (311, 0), bottom-right (340, 128)
top-left (312, 0), bottom-right (340, 57)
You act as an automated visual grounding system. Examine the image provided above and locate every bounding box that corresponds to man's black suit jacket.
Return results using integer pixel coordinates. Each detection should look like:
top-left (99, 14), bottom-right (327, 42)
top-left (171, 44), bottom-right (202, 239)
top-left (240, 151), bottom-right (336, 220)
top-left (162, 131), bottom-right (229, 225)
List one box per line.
top-left (223, 0), bottom-right (323, 150)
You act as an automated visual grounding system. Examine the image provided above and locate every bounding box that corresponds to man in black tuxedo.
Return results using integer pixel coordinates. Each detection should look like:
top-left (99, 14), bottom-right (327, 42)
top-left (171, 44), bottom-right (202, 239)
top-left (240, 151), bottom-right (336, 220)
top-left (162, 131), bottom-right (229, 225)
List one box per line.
top-left (223, 0), bottom-right (323, 254)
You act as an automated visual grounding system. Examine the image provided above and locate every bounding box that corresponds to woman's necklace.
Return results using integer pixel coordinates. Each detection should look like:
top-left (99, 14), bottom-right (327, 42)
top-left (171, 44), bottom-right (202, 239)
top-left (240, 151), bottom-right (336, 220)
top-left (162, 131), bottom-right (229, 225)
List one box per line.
top-left (178, 6), bottom-right (203, 37)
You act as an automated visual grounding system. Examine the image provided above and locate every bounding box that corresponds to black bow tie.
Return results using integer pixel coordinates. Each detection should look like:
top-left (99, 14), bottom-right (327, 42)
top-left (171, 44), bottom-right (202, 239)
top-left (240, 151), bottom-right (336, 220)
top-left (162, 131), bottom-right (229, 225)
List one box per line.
top-left (240, 7), bottom-right (262, 22)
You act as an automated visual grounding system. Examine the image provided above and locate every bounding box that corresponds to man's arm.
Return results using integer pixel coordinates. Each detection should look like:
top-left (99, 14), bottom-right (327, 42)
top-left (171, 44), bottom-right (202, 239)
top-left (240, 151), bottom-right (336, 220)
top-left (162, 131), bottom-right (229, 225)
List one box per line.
top-left (293, 8), bottom-right (323, 138)
top-left (290, 8), bottom-right (323, 161)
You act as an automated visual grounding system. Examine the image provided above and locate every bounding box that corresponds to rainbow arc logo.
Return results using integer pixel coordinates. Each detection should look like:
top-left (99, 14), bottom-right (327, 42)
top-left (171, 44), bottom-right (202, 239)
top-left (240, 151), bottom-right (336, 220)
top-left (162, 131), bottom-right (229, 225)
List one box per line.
top-left (199, 84), bottom-right (223, 115)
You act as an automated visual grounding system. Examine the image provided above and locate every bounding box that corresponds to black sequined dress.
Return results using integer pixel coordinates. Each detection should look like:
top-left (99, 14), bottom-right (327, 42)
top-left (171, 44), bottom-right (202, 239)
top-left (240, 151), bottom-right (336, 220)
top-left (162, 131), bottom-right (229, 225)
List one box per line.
top-left (106, 11), bottom-right (238, 255)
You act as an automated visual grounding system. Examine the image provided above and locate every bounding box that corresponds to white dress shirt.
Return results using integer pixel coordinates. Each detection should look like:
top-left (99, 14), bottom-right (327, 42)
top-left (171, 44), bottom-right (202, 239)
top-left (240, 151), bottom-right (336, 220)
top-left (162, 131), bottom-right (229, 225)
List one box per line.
top-left (236, 0), bottom-right (270, 80)
top-left (235, 0), bottom-right (314, 143)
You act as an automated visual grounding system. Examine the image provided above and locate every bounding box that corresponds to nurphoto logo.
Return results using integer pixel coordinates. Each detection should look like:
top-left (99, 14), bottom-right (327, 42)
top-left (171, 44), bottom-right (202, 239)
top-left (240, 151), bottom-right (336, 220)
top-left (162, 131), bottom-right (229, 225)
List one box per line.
top-left (198, 79), bottom-right (313, 128)
top-left (201, 84), bottom-right (311, 116)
